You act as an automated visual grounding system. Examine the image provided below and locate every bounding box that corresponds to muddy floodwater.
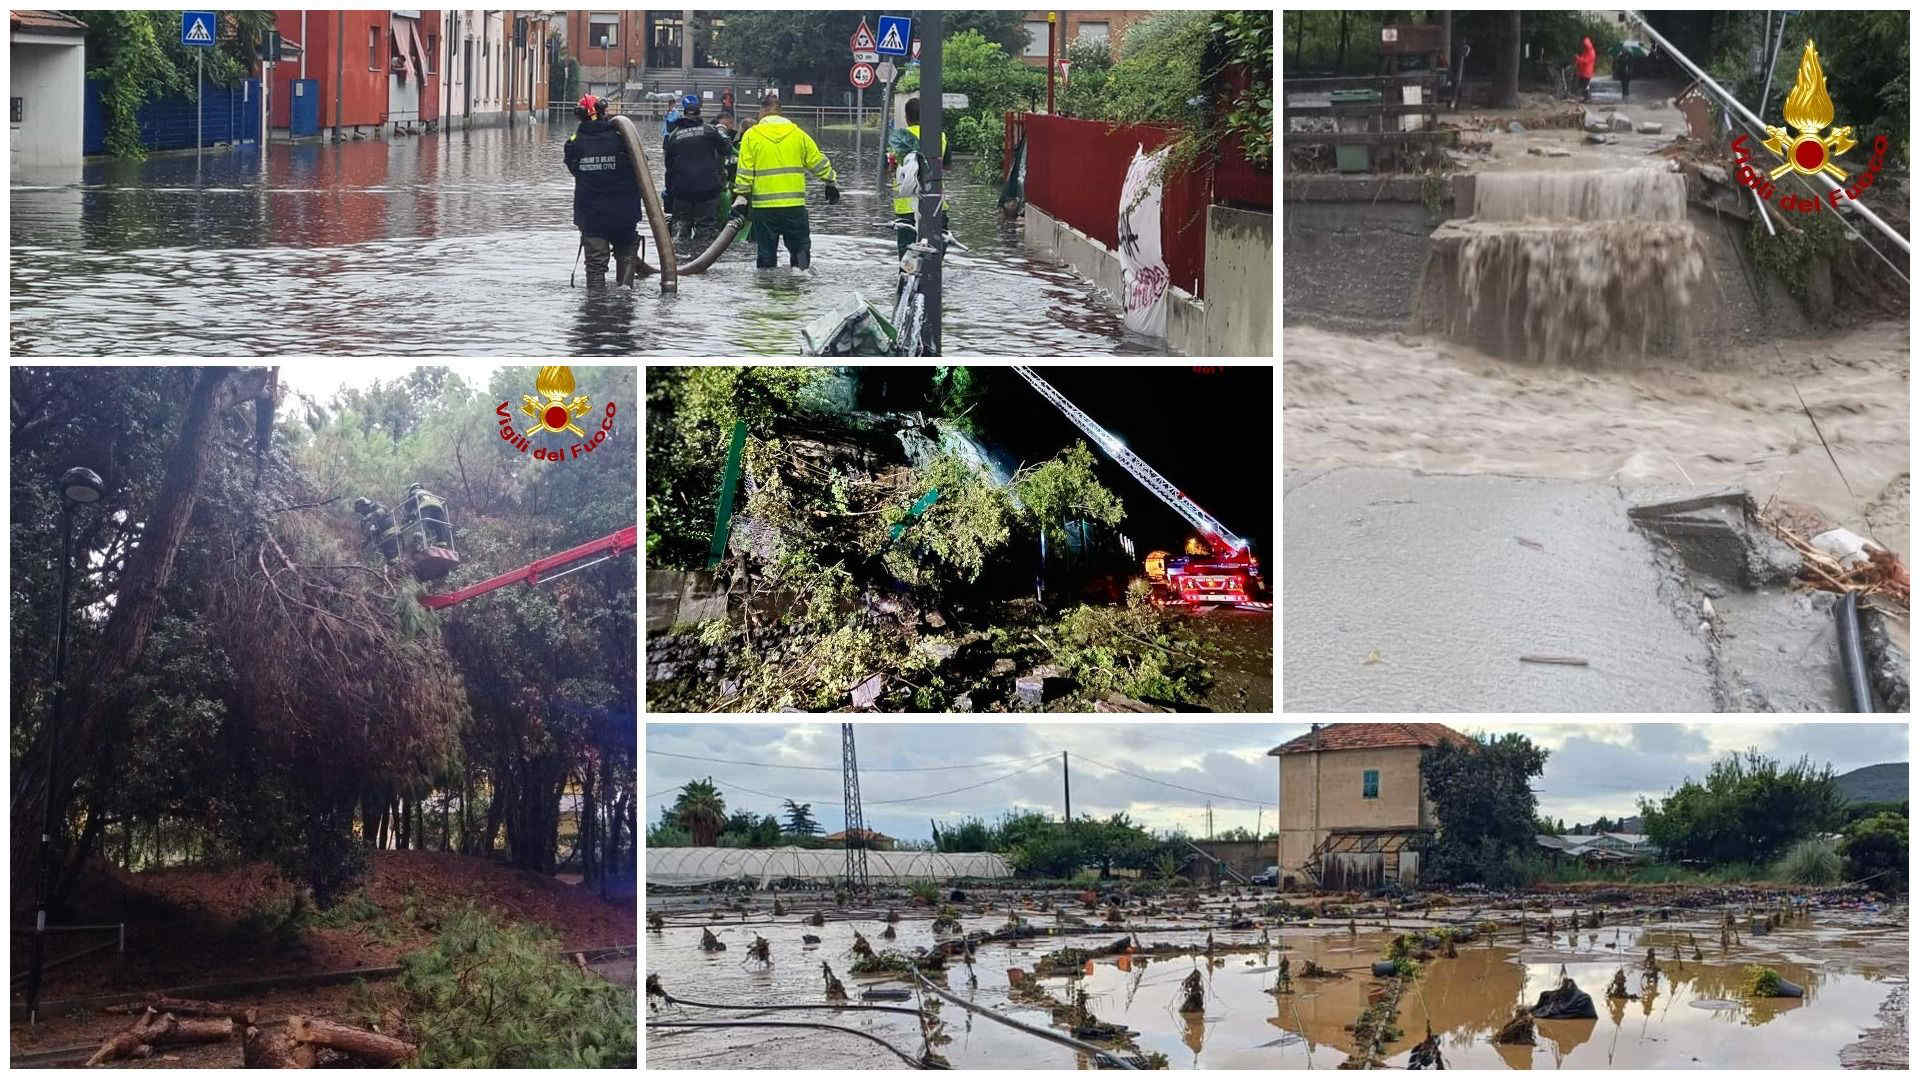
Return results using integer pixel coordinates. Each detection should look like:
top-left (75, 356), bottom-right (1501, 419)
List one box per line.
top-left (645, 890), bottom-right (1906, 1069)
top-left (10, 124), bottom-right (1151, 356)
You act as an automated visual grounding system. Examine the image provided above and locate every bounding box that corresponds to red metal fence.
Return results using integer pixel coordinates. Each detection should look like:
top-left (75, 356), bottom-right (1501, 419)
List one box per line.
top-left (1012, 113), bottom-right (1270, 301)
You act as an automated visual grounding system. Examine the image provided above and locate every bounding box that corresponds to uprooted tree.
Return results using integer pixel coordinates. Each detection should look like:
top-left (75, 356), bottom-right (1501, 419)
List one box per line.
top-left (10, 366), bottom-right (636, 915)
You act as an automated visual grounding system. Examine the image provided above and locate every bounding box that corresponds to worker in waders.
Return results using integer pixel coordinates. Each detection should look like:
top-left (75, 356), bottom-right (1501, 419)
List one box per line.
top-left (564, 94), bottom-right (643, 287)
top-left (886, 96), bottom-right (953, 257)
top-left (663, 94), bottom-right (732, 249)
top-left (730, 93), bottom-right (839, 270)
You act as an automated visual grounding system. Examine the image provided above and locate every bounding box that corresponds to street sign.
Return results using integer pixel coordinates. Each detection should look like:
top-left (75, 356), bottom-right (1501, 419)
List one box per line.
top-left (850, 63), bottom-right (875, 90)
top-left (876, 15), bottom-right (911, 56)
top-left (850, 19), bottom-right (876, 53)
top-left (911, 38), bottom-right (921, 61)
top-left (852, 49), bottom-right (879, 64)
top-left (181, 11), bottom-right (216, 47)
top-left (876, 60), bottom-right (897, 84)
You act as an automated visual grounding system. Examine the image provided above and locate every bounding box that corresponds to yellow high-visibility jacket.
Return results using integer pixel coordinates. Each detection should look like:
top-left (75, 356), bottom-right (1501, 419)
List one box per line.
top-left (734, 115), bottom-right (836, 210)
top-left (890, 124), bottom-right (950, 215)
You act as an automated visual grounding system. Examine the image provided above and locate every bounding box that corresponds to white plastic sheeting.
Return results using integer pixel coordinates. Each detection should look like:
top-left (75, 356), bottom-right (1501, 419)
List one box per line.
top-left (647, 846), bottom-right (1012, 888)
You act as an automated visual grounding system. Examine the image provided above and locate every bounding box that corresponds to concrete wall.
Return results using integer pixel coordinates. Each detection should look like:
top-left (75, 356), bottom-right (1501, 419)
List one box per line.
top-left (1203, 205), bottom-right (1273, 355)
top-left (646, 569), bottom-right (728, 633)
top-left (11, 36), bottom-right (86, 168)
top-left (1276, 746), bottom-right (1428, 876)
top-left (1025, 204), bottom-right (1271, 356)
top-left (1182, 840), bottom-right (1273, 883)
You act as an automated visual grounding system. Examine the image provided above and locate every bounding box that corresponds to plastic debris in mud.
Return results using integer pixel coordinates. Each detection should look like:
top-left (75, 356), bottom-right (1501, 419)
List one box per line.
top-left (1179, 969), bottom-right (1206, 1013)
top-left (1606, 968), bottom-right (1631, 1000)
top-left (700, 926), bottom-right (726, 951)
top-left (648, 911), bottom-right (665, 932)
top-left (803, 934), bottom-right (822, 944)
top-left (746, 934), bottom-right (772, 969)
top-left (809, 910), bottom-right (826, 927)
top-left (823, 962), bottom-right (849, 1001)
top-left (882, 924), bottom-right (898, 940)
top-left (646, 973), bottom-right (667, 1003)
top-left (851, 931), bottom-right (875, 959)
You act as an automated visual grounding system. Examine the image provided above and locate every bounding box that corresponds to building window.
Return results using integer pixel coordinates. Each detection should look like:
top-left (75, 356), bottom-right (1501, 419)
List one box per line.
top-left (426, 33), bottom-right (437, 74)
top-left (648, 12), bottom-right (684, 69)
top-left (1077, 21), bottom-right (1110, 46)
top-left (589, 12), bottom-right (618, 49)
top-left (1363, 770), bottom-right (1379, 799)
top-left (1022, 20), bottom-right (1050, 58)
top-left (368, 26), bottom-right (379, 71)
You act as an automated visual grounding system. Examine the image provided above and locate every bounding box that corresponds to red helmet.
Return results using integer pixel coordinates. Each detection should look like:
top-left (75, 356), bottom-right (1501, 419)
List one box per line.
top-left (576, 93), bottom-right (600, 118)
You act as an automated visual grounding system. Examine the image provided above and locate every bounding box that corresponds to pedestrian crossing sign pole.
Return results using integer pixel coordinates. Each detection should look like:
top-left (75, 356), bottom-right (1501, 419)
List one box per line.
top-left (181, 12), bottom-right (215, 156)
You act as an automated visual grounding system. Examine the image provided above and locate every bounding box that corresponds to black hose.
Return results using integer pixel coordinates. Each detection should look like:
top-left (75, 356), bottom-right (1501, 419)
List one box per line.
top-left (909, 968), bottom-right (1138, 1069)
top-left (1838, 590), bottom-right (1874, 712)
top-left (647, 1020), bottom-right (932, 1069)
top-left (633, 217), bottom-right (746, 279)
top-left (655, 991), bottom-right (925, 1019)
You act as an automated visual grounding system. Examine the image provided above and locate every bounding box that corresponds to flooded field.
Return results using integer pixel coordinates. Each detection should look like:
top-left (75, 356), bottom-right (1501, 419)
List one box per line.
top-left (646, 886), bottom-right (1906, 1069)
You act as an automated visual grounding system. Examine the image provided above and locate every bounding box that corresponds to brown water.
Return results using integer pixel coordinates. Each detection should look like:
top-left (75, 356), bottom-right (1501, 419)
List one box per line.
top-left (645, 898), bottom-right (1904, 1069)
top-left (1283, 321), bottom-right (1912, 565)
top-left (1430, 168), bottom-right (1707, 363)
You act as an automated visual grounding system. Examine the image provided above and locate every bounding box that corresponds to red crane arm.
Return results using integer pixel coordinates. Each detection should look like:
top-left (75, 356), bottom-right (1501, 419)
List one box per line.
top-left (417, 526), bottom-right (637, 610)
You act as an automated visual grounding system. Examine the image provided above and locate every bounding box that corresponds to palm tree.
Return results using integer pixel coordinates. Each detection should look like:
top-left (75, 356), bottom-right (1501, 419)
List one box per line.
top-left (674, 778), bottom-right (727, 846)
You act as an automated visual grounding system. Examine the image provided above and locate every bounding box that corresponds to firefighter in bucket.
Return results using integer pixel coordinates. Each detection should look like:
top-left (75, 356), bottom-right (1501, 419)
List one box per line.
top-left (356, 484), bottom-right (460, 580)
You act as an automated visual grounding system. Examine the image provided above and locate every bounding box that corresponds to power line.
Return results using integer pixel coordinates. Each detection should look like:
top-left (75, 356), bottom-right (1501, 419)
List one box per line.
top-left (646, 749), bottom-right (1055, 773)
top-left (646, 757), bottom-right (1056, 812)
top-left (1068, 752), bottom-right (1273, 808)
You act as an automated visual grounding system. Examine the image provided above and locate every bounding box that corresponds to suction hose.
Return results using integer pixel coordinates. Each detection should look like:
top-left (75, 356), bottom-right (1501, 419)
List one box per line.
top-left (633, 216), bottom-right (746, 279)
top-left (611, 114), bottom-right (677, 293)
top-left (1838, 590), bottom-right (1874, 712)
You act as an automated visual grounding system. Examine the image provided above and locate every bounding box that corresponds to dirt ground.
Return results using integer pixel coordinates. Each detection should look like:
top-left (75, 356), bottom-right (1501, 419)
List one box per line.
top-left (13, 852), bottom-right (633, 1005)
top-left (1174, 611), bottom-right (1274, 712)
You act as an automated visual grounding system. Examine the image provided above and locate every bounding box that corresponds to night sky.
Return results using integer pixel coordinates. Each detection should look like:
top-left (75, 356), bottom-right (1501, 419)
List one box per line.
top-left (860, 366), bottom-right (1273, 559)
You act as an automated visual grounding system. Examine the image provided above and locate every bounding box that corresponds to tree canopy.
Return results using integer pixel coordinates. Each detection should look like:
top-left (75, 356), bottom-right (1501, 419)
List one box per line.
top-left (1638, 751), bottom-right (1844, 866)
top-left (10, 366), bottom-right (636, 912)
top-left (1420, 733), bottom-right (1550, 886)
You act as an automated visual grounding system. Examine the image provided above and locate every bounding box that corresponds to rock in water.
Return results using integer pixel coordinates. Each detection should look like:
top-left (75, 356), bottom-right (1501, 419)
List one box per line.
top-left (1636, 121), bottom-right (1664, 135)
top-left (1532, 977), bottom-right (1598, 1019)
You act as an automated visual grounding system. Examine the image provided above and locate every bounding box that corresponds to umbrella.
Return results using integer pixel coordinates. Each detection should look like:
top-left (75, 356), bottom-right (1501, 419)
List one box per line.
top-left (1616, 40), bottom-right (1650, 58)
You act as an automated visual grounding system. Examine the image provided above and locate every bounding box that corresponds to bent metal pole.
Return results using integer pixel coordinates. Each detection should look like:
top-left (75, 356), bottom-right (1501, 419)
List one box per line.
top-left (1625, 10), bottom-right (1908, 255)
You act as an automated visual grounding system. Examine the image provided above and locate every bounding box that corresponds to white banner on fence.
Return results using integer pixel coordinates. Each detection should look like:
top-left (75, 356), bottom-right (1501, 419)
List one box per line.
top-left (1117, 144), bottom-right (1170, 339)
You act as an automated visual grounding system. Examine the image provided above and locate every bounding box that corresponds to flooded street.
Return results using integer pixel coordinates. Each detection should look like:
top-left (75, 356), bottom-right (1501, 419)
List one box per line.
top-left (647, 888), bottom-right (1905, 1069)
top-left (1284, 322), bottom-right (1912, 564)
top-left (10, 123), bottom-right (1151, 356)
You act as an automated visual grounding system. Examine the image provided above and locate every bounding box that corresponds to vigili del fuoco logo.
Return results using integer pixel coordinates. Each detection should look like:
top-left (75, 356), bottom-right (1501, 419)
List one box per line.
top-left (497, 366), bottom-right (618, 461)
top-left (1730, 38), bottom-right (1888, 213)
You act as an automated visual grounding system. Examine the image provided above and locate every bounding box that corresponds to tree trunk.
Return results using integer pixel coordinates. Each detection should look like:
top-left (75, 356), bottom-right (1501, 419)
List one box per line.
top-left (286, 1016), bottom-right (416, 1064)
top-left (396, 796), bottom-right (411, 851)
top-left (441, 789), bottom-right (451, 852)
top-left (1498, 12), bottom-right (1522, 108)
top-left (108, 996), bottom-right (256, 1025)
top-left (1336, 12), bottom-right (1349, 72)
top-left (244, 1025), bottom-right (314, 1068)
top-left (18, 368), bottom-right (273, 906)
top-left (460, 760), bottom-right (473, 855)
top-left (580, 764), bottom-right (596, 886)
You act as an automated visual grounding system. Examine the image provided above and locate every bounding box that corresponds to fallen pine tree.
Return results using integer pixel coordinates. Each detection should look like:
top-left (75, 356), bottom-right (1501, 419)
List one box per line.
top-left (85, 1008), bottom-right (234, 1066)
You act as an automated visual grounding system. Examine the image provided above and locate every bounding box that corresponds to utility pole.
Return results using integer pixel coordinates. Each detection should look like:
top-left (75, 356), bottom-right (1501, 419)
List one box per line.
top-left (916, 9), bottom-right (944, 355)
top-left (1062, 750), bottom-right (1070, 824)
top-left (1206, 801), bottom-right (1214, 841)
top-left (841, 723), bottom-right (870, 893)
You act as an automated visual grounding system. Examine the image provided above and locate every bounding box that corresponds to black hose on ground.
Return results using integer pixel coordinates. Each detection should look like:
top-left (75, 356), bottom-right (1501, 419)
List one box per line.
top-left (647, 1020), bottom-right (933, 1069)
top-left (633, 217), bottom-right (745, 279)
top-left (654, 991), bottom-right (926, 1019)
top-left (909, 968), bottom-right (1139, 1069)
top-left (1838, 590), bottom-right (1875, 712)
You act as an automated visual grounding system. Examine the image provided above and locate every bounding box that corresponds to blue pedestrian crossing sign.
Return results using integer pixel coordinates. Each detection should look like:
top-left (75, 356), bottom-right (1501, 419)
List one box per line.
top-left (181, 11), bottom-right (216, 47)
top-left (875, 15), bottom-right (911, 56)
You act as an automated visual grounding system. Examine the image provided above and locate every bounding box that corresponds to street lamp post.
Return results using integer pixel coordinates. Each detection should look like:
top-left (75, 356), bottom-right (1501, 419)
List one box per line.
top-left (27, 466), bottom-right (103, 1025)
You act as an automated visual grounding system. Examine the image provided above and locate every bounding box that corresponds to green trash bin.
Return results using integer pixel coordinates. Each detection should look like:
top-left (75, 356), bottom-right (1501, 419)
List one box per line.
top-left (1331, 88), bottom-right (1382, 173)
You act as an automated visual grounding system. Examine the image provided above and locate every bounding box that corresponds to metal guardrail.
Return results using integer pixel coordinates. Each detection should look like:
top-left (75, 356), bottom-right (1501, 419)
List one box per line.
top-left (1283, 73), bottom-right (1448, 152)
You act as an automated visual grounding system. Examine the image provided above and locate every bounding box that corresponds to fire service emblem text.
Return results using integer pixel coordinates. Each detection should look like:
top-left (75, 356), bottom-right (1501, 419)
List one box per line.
top-left (1730, 39), bottom-right (1887, 213)
top-left (497, 366), bottom-right (618, 460)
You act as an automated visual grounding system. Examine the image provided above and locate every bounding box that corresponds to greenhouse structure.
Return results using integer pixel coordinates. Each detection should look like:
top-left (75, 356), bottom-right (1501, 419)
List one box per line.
top-left (647, 847), bottom-right (1013, 888)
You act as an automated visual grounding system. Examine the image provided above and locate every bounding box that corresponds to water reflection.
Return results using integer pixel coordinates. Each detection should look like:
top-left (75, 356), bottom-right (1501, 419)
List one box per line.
top-left (11, 124), bottom-right (1152, 356)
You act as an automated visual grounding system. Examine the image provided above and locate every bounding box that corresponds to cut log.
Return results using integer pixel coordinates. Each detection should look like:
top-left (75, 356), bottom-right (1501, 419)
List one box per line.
top-left (85, 1009), bottom-right (165, 1066)
top-left (107, 995), bottom-right (257, 1026)
top-left (286, 1015), bottom-right (416, 1065)
top-left (154, 1015), bottom-right (235, 1045)
top-left (244, 1025), bottom-right (315, 1068)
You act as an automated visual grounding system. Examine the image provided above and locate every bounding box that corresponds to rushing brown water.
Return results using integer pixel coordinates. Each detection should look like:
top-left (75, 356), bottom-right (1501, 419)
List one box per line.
top-left (1424, 168), bottom-right (1708, 363)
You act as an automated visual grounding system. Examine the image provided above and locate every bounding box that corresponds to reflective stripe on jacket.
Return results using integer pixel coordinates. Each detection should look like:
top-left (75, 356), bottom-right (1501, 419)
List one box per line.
top-left (734, 115), bottom-right (836, 208)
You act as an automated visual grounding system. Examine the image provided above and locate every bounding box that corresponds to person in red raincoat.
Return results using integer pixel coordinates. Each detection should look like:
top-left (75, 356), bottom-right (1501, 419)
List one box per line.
top-left (1574, 37), bottom-right (1596, 102)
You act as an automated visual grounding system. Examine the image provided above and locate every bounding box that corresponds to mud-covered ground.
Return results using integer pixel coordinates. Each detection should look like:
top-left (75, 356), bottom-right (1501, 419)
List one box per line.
top-left (645, 883), bottom-right (1906, 1070)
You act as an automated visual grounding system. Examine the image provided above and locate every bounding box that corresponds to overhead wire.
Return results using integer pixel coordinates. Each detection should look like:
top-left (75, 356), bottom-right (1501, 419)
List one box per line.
top-left (647, 755), bottom-right (1057, 810)
top-left (647, 748), bottom-right (1055, 773)
top-left (1068, 752), bottom-right (1273, 808)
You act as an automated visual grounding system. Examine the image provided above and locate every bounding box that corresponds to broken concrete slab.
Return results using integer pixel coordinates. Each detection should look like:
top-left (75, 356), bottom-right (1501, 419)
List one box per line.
top-left (1636, 121), bottom-right (1665, 135)
top-left (1609, 113), bottom-right (1634, 132)
top-left (1628, 489), bottom-right (1801, 588)
top-left (1015, 664), bottom-right (1065, 707)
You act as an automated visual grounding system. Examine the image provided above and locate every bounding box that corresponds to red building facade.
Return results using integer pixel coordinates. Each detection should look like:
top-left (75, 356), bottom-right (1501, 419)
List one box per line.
top-left (270, 10), bottom-right (442, 133)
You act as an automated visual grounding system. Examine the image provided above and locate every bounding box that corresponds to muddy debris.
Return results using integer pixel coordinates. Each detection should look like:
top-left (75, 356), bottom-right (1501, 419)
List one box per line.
top-left (648, 911), bottom-right (665, 932)
top-left (882, 924), bottom-right (898, 940)
top-left (1178, 970), bottom-right (1206, 1014)
top-left (1408, 1022), bottom-right (1447, 1069)
top-left (700, 927), bottom-right (726, 952)
top-left (746, 934), bottom-right (772, 968)
top-left (851, 931), bottom-right (875, 959)
top-left (1532, 976), bottom-right (1598, 1019)
top-left (802, 933), bottom-right (822, 944)
top-left (1492, 1007), bottom-right (1536, 1046)
top-left (808, 910), bottom-right (826, 927)
top-left (1299, 959), bottom-right (1345, 980)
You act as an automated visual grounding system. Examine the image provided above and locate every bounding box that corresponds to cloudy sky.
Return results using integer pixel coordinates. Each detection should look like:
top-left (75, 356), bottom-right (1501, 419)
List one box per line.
top-left (645, 722), bottom-right (1909, 843)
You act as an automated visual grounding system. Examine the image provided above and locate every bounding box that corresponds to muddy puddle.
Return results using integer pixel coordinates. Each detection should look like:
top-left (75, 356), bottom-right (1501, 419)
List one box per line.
top-left (646, 892), bottom-right (1905, 1069)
